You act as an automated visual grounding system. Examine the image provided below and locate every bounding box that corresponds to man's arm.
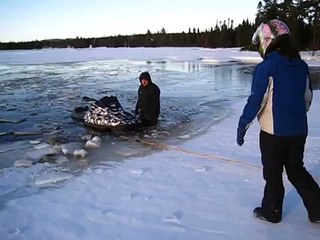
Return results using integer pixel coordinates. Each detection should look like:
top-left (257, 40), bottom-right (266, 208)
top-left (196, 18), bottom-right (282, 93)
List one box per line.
top-left (156, 86), bottom-right (160, 115)
top-left (305, 69), bottom-right (313, 112)
top-left (135, 88), bottom-right (140, 114)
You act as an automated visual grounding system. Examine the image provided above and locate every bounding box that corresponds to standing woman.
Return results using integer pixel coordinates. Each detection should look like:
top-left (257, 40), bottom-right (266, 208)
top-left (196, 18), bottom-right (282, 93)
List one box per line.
top-left (237, 19), bottom-right (320, 223)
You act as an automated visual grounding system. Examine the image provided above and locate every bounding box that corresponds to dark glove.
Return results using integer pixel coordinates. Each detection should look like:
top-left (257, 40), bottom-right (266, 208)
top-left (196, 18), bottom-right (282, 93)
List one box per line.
top-left (237, 128), bottom-right (247, 146)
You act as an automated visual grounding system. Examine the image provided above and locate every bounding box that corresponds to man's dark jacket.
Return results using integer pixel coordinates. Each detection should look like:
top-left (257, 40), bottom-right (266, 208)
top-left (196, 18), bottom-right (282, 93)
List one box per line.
top-left (135, 72), bottom-right (160, 126)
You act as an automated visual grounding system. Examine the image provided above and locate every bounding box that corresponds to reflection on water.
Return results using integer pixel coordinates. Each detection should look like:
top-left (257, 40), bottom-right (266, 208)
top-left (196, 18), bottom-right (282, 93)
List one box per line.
top-left (147, 60), bottom-right (218, 72)
top-left (147, 60), bottom-right (248, 73)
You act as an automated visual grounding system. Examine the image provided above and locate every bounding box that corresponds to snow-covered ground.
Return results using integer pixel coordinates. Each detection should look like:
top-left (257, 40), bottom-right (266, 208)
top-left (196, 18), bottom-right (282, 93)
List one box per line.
top-left (0, 47), bottom-right (261, 65)
top-left (0, 48), bottom-right (320, 239)
top-left (1, 46), bottom-right (319, 66)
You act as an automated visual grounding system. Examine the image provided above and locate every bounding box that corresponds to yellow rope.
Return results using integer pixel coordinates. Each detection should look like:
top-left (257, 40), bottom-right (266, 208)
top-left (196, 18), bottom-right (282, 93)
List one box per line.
top-left (122, 136), bottom-right (261, 169)
top-left (120, 135), bottom-right (320, 180)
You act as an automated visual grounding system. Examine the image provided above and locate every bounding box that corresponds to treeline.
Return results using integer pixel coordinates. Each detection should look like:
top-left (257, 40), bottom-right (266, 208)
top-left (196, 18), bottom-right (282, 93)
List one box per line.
top-left (256, 0), bottom-right (320, 49)
top-left (0, 20), bottom-right (254, 50)
top-left (0, 0), bottom-right (319, 50)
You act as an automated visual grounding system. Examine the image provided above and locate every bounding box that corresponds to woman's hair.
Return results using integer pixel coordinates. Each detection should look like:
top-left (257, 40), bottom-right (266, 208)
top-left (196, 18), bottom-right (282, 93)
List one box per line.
top-left (265, 34), bottom-right (301, 60)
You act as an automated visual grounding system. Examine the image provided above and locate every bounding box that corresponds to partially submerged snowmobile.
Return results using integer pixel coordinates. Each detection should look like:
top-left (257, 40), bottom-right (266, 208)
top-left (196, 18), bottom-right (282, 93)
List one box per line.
top-left (71, 96), bottom-right (141, 131)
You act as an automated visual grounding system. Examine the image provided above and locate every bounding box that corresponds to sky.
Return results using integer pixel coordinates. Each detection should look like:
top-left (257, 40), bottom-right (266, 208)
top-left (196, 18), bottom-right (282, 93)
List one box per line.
top-left (0, 0), bottom-right (259, 42)
top-left (0, 48), bottom-right (320, 239)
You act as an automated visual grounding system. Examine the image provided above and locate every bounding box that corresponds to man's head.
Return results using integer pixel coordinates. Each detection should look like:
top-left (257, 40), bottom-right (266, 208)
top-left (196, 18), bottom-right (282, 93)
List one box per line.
top-left (139, 71), bottom-right (152, 87)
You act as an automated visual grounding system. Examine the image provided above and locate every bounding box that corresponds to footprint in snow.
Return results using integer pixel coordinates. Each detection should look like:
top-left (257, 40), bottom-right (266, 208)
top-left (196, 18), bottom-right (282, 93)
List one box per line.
top-left (130, 168), bottom-right (150, 176)
top-left (163, 211), bottom-right (183, 225)
top-left (101, 208), bottom-right (116, 215)
top-left (196, 166), bottom-right (212, 173)
top-left (130, 168), bottom-right (144, 176)
top-left (129, 192), bottom-right (140, 200)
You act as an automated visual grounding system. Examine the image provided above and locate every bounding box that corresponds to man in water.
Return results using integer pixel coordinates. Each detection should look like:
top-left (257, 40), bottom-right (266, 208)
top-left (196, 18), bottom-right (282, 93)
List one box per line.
top-left (135, 71), bottom-right (160, 126)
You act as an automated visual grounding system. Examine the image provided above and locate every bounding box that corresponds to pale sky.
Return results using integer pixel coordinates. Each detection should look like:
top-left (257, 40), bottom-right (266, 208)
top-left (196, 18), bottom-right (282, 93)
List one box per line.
top-left (0, 0), bottom-right (259, 42)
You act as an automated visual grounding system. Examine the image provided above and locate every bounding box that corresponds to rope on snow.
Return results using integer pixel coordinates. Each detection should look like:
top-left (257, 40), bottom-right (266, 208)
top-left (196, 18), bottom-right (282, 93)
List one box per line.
top-left (120, 135), bottom-right (261, 169)
top-left (119, 135), bottom-right (320, 180)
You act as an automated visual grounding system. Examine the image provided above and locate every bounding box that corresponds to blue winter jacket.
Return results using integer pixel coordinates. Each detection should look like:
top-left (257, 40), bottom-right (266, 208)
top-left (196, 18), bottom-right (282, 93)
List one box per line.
top-left (238, 51), bottom-right (312, 136)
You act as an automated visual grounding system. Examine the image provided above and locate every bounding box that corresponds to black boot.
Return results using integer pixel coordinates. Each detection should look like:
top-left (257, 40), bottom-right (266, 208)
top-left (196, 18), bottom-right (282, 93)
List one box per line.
top-left (253, 207), bottom-right (282, 223)
top-left (309, 215), bottom-right (320, 223)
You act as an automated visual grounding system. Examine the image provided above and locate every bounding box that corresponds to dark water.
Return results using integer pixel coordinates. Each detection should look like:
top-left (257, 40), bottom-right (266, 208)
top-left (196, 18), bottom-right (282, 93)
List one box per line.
top-left (310, 67), bottom-right (320, 90)
top-left (0, 60), bottom-right (252, 142)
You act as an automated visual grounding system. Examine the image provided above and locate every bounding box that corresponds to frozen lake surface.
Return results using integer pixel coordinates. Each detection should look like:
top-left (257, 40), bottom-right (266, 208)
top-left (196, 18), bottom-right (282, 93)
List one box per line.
top-left (0, 56), bottom-right (254, 169)
top-left (0, 48), bottom-right (256, 210)
top-left (0, 48), bottom-right (320, 240)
